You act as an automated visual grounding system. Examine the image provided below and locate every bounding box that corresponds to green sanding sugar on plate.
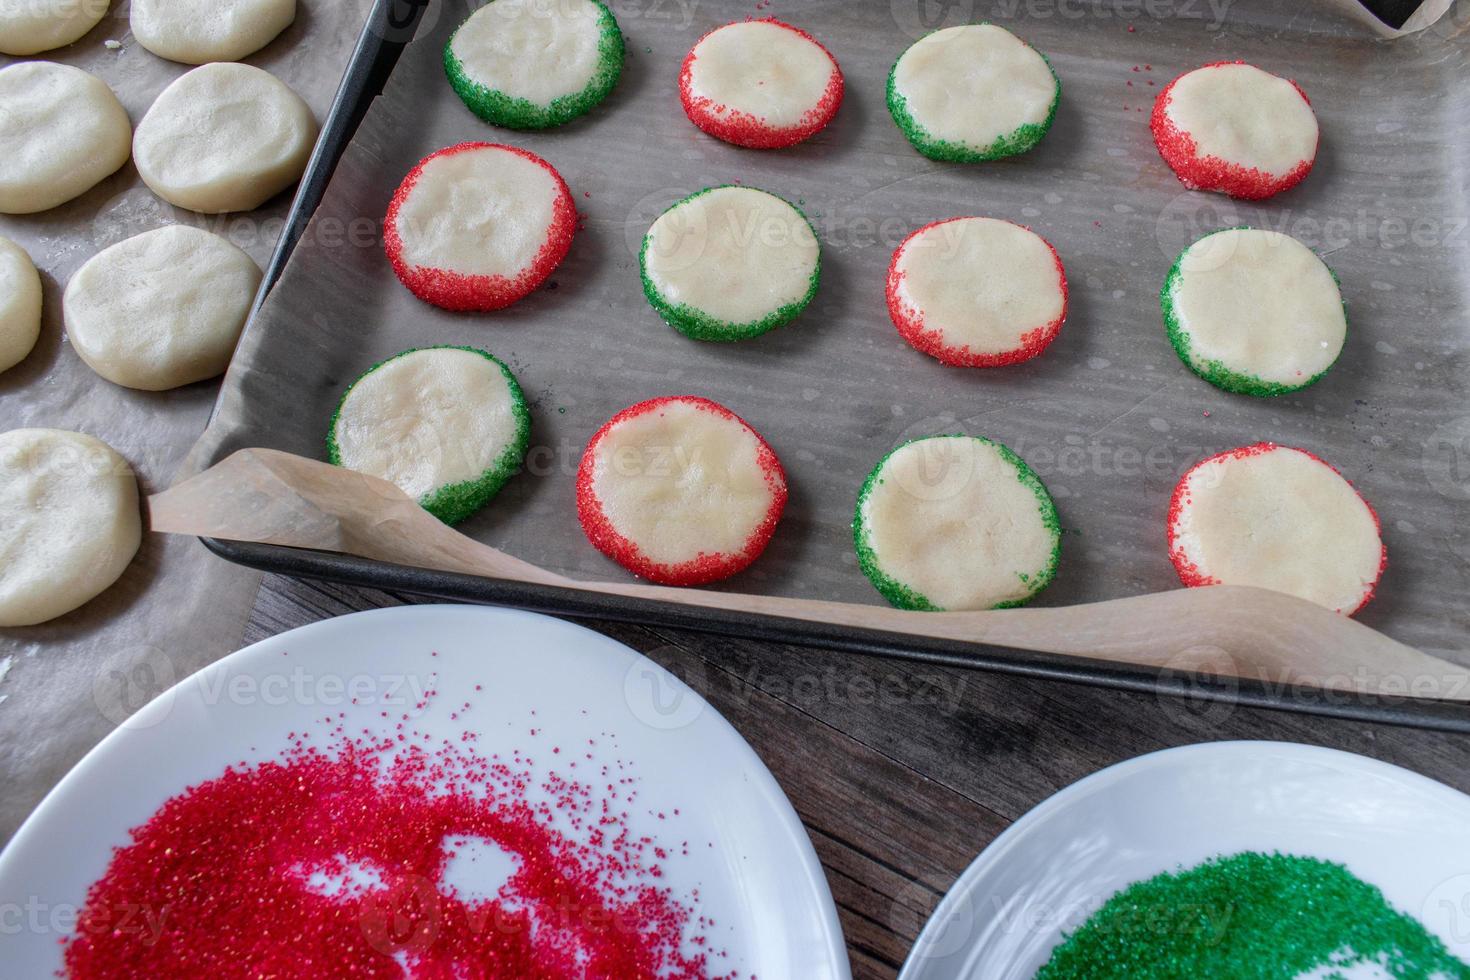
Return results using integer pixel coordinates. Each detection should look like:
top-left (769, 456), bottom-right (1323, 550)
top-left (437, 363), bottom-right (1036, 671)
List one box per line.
top-left (1036, 851), bottom-right (1470, 979)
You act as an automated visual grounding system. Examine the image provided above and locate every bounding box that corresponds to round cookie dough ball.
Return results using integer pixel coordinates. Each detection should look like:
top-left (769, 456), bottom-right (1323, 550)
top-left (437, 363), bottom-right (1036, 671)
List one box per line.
top-left (0, 0), bottom-right (108, 55)
top-left (1151, 61), bottom-right (1318, 200)
top-left (577, 395), bottom-right (787, 585)
top-left (0, 62), bottom-right (131, 215)
top-left (64, 226), bottom-right (261, 391)
top-left (133, 63), bottom-right (318, 214)
top-left (384, 141), bottom-right (577, 311)
top-left (328, 346), bottom-right (531, 526)
top-left (887, 217), bottom-right (1067, 367)
top-left (1162, 227), bottom-right (1345, 397)
top-left (0, 428), bottom-right (141, 627)
top-left (445, 0), bottom-right (624, 130)
top-left (130, 0), bottom-right (297, 64)
top-left (854, 434), bottom-right (1060, 611)
top-left (640, 185), bottom-right (820, 341)
top-left (887, 23), bottom-right (1059, 162)
top-left (679, 18), bottom-right (843, 149)
top-left (1168, 443), bottom-right (1384, 615)
top-left (0, 237), bottom-right (42, 374)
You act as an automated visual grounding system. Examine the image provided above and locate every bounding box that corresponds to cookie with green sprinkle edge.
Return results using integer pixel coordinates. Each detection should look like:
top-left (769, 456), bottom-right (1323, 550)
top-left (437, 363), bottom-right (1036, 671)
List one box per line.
top-left (887, 23), bottom-right (1060, 162)
top-left (853, 434), bottom-right (1061, 611)
top-left (327, 346), bottom-right (531, 526)
top-left (639, 185), bottom-right (821, 341)
top-left (444, 0), bottom-right (624, 130)
top-left (1162, 226), bottom-right (1347, 397)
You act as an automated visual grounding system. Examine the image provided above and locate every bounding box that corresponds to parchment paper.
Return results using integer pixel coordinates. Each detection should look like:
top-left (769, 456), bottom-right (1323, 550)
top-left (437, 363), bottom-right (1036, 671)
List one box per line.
top-left (189, 0), bottom-right (1470, 672)
top-left (0, 0), bottom-right (372, 843)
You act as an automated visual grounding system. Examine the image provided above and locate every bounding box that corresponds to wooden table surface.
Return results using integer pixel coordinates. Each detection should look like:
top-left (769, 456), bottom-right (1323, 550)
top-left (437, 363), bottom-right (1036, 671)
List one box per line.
top-left (247, 574), bottom-right (1470, 979)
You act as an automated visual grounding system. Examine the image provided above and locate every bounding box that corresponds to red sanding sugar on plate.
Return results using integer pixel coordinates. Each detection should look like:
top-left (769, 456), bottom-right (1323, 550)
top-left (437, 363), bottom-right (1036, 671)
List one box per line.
top-left (384, 142), bottom-right (577, 312)
top-left (63, 689), bottom-right (733, 978)
top-left (1150, 61), bottom-right (1317, 201)
top-left (678, 18), bottom-right (843, 149)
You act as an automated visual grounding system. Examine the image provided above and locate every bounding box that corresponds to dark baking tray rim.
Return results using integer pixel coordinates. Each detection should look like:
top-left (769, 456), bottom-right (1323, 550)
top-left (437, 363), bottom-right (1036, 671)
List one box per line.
top-left (202, 0), bottom-right (1470, 734)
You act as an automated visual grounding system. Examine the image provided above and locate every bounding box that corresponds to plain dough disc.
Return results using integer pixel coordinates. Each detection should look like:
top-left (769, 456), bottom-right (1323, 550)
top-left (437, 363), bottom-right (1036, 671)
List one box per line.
top-left (64, 225), bottom-right (261, 390)
top-left (384, 142), bottom-right (577, 311)
top-left (329, 346), bottom-right (531, 526)
top-left (1152, 62), bottom-right (1318, 200)
top-left (1168, 444), bottom-right (1384, 614)
top-left (132, 63), bottom-right (318, 214)
top-left (0, 0), bottom-right (108, 55)
top-left (0, 237), bottom-right (42, 373)
top-left (0, 62), bottom-right (131, 214)
top-left (679, 18), bottom-right (843, 149)
top-left (0, 428), bottom-right (141, 627)
top-left (1163, 227), bottom-right (1346, 396)
top-left (445, 0), bottom-right (624, 129)
top-left (855, 435), bottom-right (1060, 611)
top-left (640, 186), bottom-right (820, 340)
top-left (887, 217), bottom-right (1067, 367)
top-left (130, 0), bottom-right (297, 64)
top-left (888, 24), bottom-right (1059, 161)
top-left (576, 395), bottom-right (787, 585)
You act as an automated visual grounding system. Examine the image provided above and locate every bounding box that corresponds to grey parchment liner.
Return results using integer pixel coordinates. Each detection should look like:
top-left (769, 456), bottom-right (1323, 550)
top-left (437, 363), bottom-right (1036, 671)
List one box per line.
top-left (192, 0), bottom-right (1470, 668)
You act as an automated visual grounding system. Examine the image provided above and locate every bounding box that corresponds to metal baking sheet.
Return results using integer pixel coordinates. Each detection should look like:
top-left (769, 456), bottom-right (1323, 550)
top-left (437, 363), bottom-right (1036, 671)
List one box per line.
top-left (191, 0), bottom-right (1470, 717)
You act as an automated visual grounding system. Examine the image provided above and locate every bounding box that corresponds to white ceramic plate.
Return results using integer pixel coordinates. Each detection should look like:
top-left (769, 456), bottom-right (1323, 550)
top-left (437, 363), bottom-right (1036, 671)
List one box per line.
top-left (0, 605), bottom-right (849, 978)
top-left (900, 740), bottom-right (1470, 979)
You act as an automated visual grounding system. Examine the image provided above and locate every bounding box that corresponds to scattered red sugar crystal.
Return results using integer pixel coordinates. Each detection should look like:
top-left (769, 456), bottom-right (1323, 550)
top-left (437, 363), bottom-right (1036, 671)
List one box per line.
top-left (64, 701), bottom-right (728, 979)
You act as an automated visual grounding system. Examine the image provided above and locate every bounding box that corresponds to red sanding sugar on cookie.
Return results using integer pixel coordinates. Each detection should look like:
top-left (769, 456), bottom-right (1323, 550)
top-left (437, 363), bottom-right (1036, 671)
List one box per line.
top-left (577, 395), bottom-right (787, 585)
top-left (679, 18), bottom-right (843, 149)
top-left (1151, 61), bottom-right (1318, 201)
top-left (1167, 442), bottom-right (1386, 615)
top-left (63, 693), bottom-right (733, 978)
top-left (384, 141), bottom-right (576, 311)
top-left (886, 216), bottom-right (1067, 367)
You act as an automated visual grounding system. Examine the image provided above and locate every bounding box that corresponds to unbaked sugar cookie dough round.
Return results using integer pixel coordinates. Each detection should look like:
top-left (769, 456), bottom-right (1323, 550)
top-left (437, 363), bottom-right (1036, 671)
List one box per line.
top-left (577, 396), bottom-right (787, 585)
top-left (0, 428), bottom-right (141, 627)
top-left (640, 186), bottom-right (819, 341)
top-left (0, 0), bottom-right (108, 55)
top-left (1163, 227), bottom-right (1345, 396)
top-left (133, 63), bottom-right (317, 214)
top-left (1152, 61), bottom-right (1318, 200)
top-left (328, 346), bottom-right (531, 526)
top-left (0, 62), bottom-right (131, 215)
top-left (64, 226), bottom-right (262, 391)
top-left (1168, 443), bottom-right (1384, 615)
top-left (130, 0), bottom-right (297, 64)
top-left (0, 237), bottom-right (42, 374)
top-left (887, 217), bottom-right (1067, 367)
top-left (679, 18), bottom-right (843, 149)
top-left (888, 23), bottom-right (1059, 162)
top-left (855, 435), bottom-right (1060, 611)
top-left (385, 142), bottom-right (576, 311)
top-left (445, 0), bottom-right (623, 130)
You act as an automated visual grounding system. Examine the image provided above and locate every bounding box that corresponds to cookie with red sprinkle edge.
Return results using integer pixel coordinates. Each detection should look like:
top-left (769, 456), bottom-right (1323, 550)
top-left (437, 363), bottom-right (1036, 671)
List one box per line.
top-left (1167, 443), bottom-right (1385, 615)
top-left (887, 23), bottom-right (1060, 162)
top-left (577, 396), bottom-right (787, 585)
top-left (887, 216), bottom-right (1067, 367)
top-left (679, 18), bottom-right (843, 149)
top-left (854, 434), bottom-right (1060, 611)
top-left (1151, 61), bottom-right (1318, 200)
top-left (384, 142), bottom-right (576, 312)
top-left (444, 0), bottom-right (624, 130)
top-left (328, 346), bottom-right (531, 526)
top-left (1162, 227), bottom-right (1346, 396)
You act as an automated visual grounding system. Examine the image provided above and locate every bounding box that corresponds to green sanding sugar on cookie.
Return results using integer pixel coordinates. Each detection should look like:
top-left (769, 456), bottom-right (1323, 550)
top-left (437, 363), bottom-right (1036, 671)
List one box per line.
top-left (327, 346), bottom-right (531, 527)
top-left (638, 185), bottom-right (822, 342)
top-left (1037, 851), bottom-right (1470, 979)
top-left (853, 435), bottom-right (1060, 611)
top-left (444, 0), bottom-right (624, 130)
